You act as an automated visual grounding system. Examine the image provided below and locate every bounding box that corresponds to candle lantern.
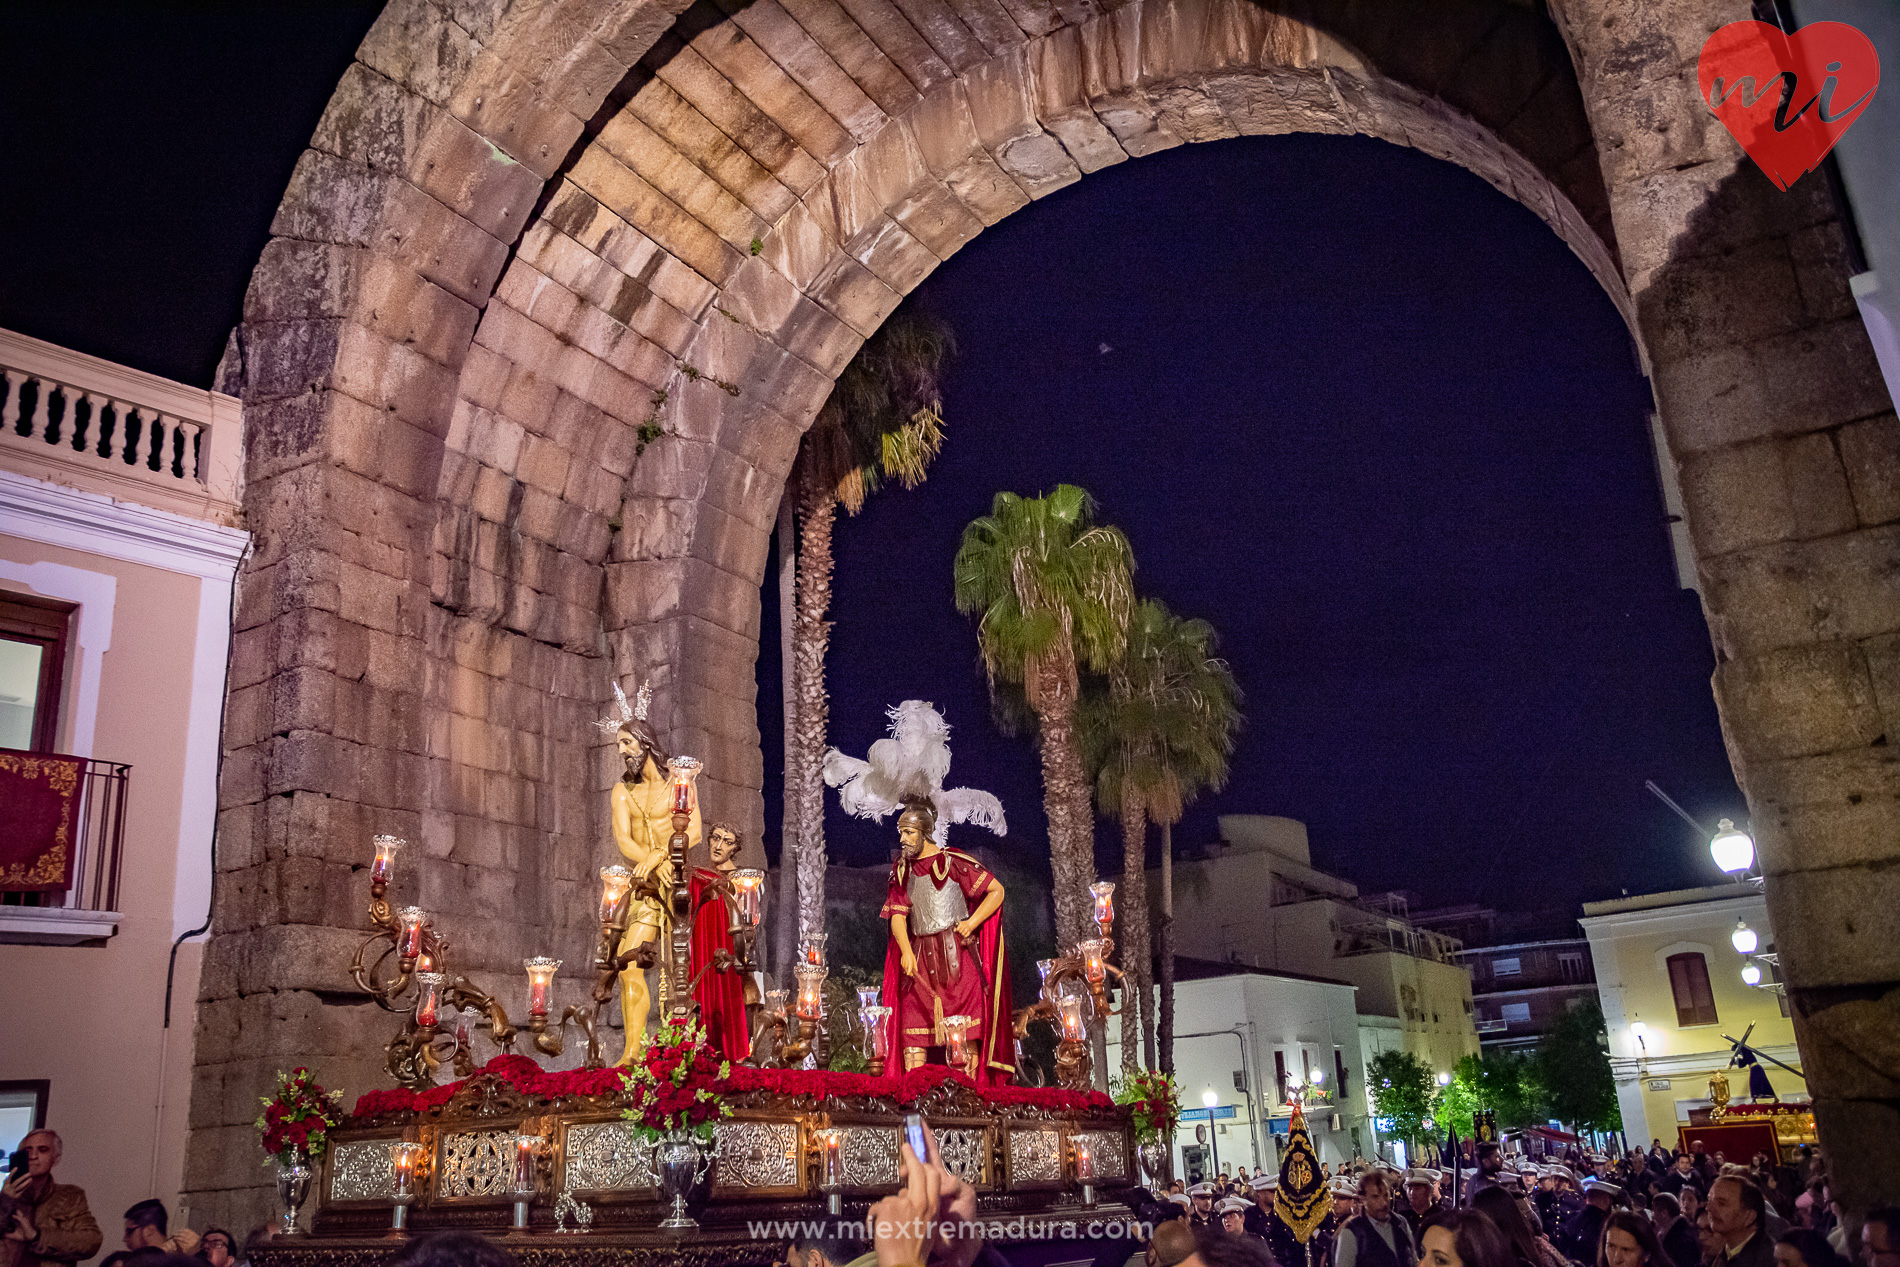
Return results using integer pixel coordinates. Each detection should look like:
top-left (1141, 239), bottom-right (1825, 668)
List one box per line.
top-left (862, 1005), bottom-right (892, 1072)
top-left (453, 1008), bottom-right (475, 1054)
top-left (1075, 1138), bottom-right (1096, 1207)
top-left (942, 1014), bottom-right (975, 1066)
top-left (667, 756), bottom-right (701, 814)
top-left (1089, 879), bottom-right (1115, 929)
top-left (371, 835), bottom-right (404, 886)
top-left (388, 1141), bottom-right (426, 1229)
top-left (802, 934), bottom-right (828, 966)
top-left (511, 1134), bottom-right (539, 1228)
top-left (857, 985), bottom-right (881, 1014)
top-left (598, 865), bottom-right (634, 926)
top-left (1077, 938), bottom-right (1108, 985)
top-left (815, 1127), bottom-right (845, 1215)
top-left (765, 988), bottom-right (790, 1022)
top-left (416, 953), bottom-right (434, 974)
top-left (414, 973), bottom-right (446, 1029)
top-left (397, 907), bottom-right (427, 960)
top-left (794, 963), bottom-right (827, 1020)
top-left (730, 868), bottom-right (765, 926)
top-left (524, 957), bottom-right (561, 1018)
top-left (1055, 993), bottom-right (1087, 1043)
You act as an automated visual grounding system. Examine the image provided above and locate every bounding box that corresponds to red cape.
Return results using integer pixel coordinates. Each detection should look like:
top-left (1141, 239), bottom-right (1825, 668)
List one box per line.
top-left (878, 854), bottom-right (1013, 1084)
top-left (689, 867), bottom-right (751, 1063)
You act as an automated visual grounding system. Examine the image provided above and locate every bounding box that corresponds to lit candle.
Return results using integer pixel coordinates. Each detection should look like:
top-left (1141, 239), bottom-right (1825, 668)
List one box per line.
top-left (794, 963), bottom-right (827, 1020)
top-left (389, 1141), bottom-right (425, 1199)
top-left (730, 868), bottom-right (765, 926)
top-left (803, 934), bottom-right (828, 966)
top-left (1089, 880), bottom-right (1115, 928)
top-left (1076, 1140), bottom-right (1094, 1182)
top-left (1056, 994), bottom-right (1087, 1042)
top-left (1077, 938), bottom-right (1108, 985)
top-left (598, 865), bottom-right (634, 925)
top-left (371, 835), bottom-right (404, 885)
top-left (942, 1014), bottom-right (974, 1065)
top-left (667, 756), bottom-right (701, 814)
top-left (397, 907), bottom-right (426, 960)
top-left (416, 953), bottom-right (434, 974)
top-left (816, 1128), bottom-right (844, 1190)
top-left (513, 1135), bottom-right (538, 1196)
top-left (524, 957), bottom-right (561, 1017)
top-left (415, 973), bottom-right (446, 1028)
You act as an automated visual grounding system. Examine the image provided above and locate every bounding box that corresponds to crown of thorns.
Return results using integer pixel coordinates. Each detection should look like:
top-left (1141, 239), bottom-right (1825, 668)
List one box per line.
top-left (595, 679), bottom-right (653, 734)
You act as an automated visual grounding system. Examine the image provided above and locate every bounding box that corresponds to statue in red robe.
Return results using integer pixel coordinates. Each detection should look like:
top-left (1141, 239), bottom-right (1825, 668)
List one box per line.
top-left (687, 822), bottom-right (753, 1062)
top-left (878, 799), bottom-right (1013, 1082)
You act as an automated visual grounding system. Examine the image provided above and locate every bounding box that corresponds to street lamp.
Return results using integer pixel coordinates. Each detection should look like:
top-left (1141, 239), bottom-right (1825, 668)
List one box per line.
top-left (1710, 819), bottom-right (1755, 875)
top-left (1437, 1071), bottom-right (1452, 1087)
top-left (1731, 920), bottom-right (1758, 954)
top-left (1741, 961), bottom-right (1763, 986)
top-left (1630, 1022), bottom-right (1649, 1075)
top-left (1203, 1088), bottom-right (1220, 1108)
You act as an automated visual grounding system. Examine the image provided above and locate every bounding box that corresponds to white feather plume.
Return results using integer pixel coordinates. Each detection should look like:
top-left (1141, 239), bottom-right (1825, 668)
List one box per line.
top-left (823, 700), bottom-right (1006, 845)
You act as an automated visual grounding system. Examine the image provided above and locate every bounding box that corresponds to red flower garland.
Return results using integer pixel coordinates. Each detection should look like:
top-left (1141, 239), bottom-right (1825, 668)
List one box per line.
top-left (351, 1057), bottom-right (1115, 1120)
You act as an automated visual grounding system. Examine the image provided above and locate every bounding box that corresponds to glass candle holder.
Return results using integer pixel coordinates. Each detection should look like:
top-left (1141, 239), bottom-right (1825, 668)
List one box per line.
top-left (1037, 958), bottom-right (1058, 1001)
top-left (512, 1135), bottom-right (539, 1196)
top-left (802, 934), bottom-right (828, 967)
top-left (371, 835), bottom-right (404, 885)
top-left (1055, 993), bottom-right (1087, 1043)
top-left (857, 985), bottom-right (882, 1014)
top-left (1075, 1139), bottom-right (1094, 1182)
top-left (815, 1128), bottom-right (844, 1190)
top-left (414, 973), bottom-right (446, 1029)
top-left (1089, 879), bottom-right (1115, 928)
top-left (862, 1005), bottom-right (892, 1057)
top-left (1077, 938), bottom-right (1108, 984)
top-left (453, 1008), bottom-right (475, 1053)
top-left (524, 957), bottom-right (561, 1017)
top-left (794, 963), bottom-right (827, 1020)
top-left (599, 865), bottom-right (634, 926)
top-left (397, 907), bottom-right (426, 960)
top-left (942, 1014), bottom-right (975, 1065)
top-left (667, 756), bottom-right (701, 814)
top-left (765, 988), bottom-right (790, 1022)
top-left (730, 868), bottom-right (765, 926)
top-left (389, 1141), bottom-right (426, 1200)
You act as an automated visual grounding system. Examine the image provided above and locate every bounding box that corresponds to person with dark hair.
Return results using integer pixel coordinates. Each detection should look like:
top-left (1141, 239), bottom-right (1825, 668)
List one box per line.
top-left (1862, 1208), bottom-right (1900, 1267)
top-left (1772, 1229), bottom-right (1846, 1267)
top-left (1179, 1231), bottom-right (1276, 1267)
top-left (1662, 1157), bottom-right (1707, 1202)
top-left (1337, 1170), bottom-right (1419, 1267)
top-left (1708, 1177), bottom-right (1773, 1267)
top-left (1468, 1148), bottom-right (1507, 1206)
top-left (1, 1131), bottom-right (99, 1267)
top-left (1561, 1183), bottom-right (1619, 1264)
top-left (387, 1231), bottom-right (520, 1267)
top-left (1421, 1211), bottom-right (1517, 1267)
top-left (195, 1229), bottom-right (234, 1267)
top-left (1599, 1211), bottom-right (1664, 1267)
top-left (1470, 1185), bottom-right (1563, 1267)
top-left (1653, 1192), bottom-right (1700, 1267)
top-left (782, 1219), bottom-right (868, 1267)
top-left (122, 1201), bottom-right (197, 1257)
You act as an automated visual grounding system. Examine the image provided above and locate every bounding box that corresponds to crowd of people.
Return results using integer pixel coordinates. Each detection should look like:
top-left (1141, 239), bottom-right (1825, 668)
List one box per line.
top-left (2, 1131), bottom-right (256, 1267)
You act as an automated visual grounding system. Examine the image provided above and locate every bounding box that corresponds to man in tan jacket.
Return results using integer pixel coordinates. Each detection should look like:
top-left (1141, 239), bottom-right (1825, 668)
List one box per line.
top-left (2, 1131), bottom-right (101, 1267)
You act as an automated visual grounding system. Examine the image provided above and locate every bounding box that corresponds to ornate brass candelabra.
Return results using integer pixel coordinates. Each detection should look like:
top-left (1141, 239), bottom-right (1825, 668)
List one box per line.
top-left (1013, 881), bottom-right (1121, 1091)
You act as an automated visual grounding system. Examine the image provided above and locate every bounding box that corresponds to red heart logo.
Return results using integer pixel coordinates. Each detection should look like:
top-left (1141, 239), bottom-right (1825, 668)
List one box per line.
top-left (1698, 20), bottom-right (1880, 192)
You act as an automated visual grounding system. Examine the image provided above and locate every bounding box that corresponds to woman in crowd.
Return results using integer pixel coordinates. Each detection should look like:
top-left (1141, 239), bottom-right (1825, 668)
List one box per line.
top-left (1472, 1185), bottom-right (1566, 1267)
top-left (1422, 1211), bottom-right (1518, 1267)
top-left (1599, 1211), bottom-right (1665, 1267)
top-left (1773, 1230), bottom-right (1849, 1267)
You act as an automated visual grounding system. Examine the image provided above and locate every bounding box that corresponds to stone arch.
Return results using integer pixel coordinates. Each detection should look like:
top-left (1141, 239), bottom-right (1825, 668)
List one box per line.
top-left (195, 0), bottom-right (1898, 1224)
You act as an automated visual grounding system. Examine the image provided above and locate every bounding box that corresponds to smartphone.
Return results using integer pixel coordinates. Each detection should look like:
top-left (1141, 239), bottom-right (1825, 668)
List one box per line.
top-left (903, 1112), bottom-right (929, 1164)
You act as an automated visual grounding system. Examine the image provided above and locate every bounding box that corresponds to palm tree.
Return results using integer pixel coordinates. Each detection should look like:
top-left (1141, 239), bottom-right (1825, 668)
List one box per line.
top-left (1081, 599), bottom-right (1242, 1076)
top-left (952, 485), bottom-right (1134, 952)
top-left (779, 311), bottom-right (954, 968)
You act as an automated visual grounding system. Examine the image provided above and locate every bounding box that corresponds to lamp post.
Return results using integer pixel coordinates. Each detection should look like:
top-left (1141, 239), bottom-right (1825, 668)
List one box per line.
top-left (1202, 1088), bottom-right (1222, 1179)
top-left (1709, 819), bottom-right (1756, 877)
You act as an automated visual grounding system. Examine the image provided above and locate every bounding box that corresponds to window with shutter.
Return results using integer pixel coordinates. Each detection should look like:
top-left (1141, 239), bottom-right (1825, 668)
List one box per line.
top-left (1667, 952), bottom-right (1719, 1026)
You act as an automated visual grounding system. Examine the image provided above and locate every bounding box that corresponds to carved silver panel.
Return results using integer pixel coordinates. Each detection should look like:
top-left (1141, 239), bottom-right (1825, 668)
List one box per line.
top-left (1008, 1128), bottom-right (1063, 1185)
top-left (563, 1121), bottom-right (656, 1192)
top-left (437, 1129), bottom-right (515, 1198)
top-left (328, 1140), bottom-right (396, 1203)
top-left (1071, 1130), bottom-right (1127, 1180)
top-left (840, 1126), bottom-right (900, 1188)
top-left (935, 1127), bottom-right (987, 1186)
top-left (714, 1121), bottom-right (800, 1190)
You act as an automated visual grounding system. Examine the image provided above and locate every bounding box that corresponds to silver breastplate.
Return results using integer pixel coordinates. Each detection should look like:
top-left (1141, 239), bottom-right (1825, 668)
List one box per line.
top-left (907, 867), bottom-right (969, 937)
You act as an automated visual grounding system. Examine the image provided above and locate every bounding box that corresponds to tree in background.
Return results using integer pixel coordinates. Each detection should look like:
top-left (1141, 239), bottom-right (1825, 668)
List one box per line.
top-left (1533, 999), bottom-right (1622, 1133)
top-left (776, 310), bottom-right (954, 974)
top-left (1367, 1049), bottom-right (1438, 1154)
top-left (1080, 599), bottom-right (1240, 1075)
top-left (954, 485), bottom-right (1134, 952)
top-left (1433, 1051), bottom-right (1550, 1137)
top-left (1433, 1055), bottom-right (1483, 1137)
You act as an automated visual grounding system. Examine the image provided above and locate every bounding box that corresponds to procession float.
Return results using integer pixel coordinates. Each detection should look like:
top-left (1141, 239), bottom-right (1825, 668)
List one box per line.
top-left (252, 694), bottom-right (1146, 1267)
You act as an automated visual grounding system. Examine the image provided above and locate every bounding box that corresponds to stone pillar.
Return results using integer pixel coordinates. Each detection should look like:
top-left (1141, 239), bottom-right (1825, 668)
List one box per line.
top-left (1554, 0), bottom-right (1900, 1205)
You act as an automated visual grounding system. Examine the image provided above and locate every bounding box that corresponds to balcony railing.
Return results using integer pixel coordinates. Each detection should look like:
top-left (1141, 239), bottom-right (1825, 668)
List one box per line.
top-left (0, 754), bottom-right (131, 944)
top-left (0, 326), bottom-right (241, 524)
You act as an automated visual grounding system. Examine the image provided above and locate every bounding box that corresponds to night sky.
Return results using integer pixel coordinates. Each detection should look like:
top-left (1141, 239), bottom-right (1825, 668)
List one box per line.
top-left (3, 4), bottom-right (1747, 914)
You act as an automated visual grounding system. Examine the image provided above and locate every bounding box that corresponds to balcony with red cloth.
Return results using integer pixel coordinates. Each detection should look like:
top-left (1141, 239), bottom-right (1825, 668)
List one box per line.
top-left (0, 749), bottom-right (129, 943)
